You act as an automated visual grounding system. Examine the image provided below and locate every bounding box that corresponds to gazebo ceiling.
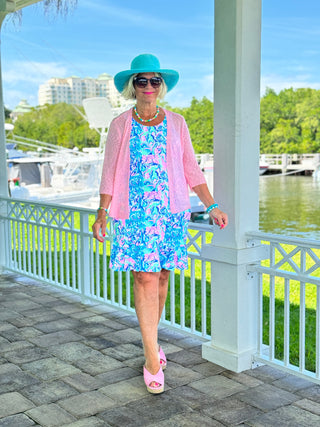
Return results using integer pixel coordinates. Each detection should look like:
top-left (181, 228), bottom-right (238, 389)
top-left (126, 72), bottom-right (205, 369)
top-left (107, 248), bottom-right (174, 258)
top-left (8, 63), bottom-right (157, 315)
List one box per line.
top-left (1, 0), bottom-right (41, 13)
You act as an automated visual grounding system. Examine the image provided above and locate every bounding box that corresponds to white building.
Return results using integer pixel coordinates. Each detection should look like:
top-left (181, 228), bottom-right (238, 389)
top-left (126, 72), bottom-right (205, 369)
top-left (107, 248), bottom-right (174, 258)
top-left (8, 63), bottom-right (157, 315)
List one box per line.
top-left (10, 99), bottom-right (33, 122)
top-left (38, 74), bottom-right (128, 108)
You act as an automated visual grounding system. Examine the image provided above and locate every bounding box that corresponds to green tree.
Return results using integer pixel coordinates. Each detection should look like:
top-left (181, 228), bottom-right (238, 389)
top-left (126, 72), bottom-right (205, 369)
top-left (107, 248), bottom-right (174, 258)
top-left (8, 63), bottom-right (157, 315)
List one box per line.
top-left (171, 97), bottom-right (214, 153)
top-left (14, 103), bottom-right (99, 149)
top-left (260, 87), bottom-right (320, 154)
top-left (267, 119), bottom-right (300, 153)
top-left (4, 106), bottom-right (11, 120)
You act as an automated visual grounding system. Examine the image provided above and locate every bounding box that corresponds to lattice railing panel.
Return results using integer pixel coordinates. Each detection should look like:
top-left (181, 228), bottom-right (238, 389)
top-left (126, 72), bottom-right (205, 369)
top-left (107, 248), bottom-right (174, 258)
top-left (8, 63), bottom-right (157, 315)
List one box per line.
top-left (0, 197), bottom-right (214, 339)
top-left (247, 231), bottom-right (320, 384)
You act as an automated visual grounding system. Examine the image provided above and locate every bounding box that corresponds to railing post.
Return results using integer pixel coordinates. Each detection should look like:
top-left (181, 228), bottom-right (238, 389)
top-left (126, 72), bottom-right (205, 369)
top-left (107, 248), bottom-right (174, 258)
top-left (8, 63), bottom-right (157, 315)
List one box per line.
top-left (79, 212), bottom-right (91, 303)
top-left (0, 198), bottom-right (7, 273)
top-left (282, 153), bottom-right (288, 173)
top-left (201, 242), bottom-right (269, 371)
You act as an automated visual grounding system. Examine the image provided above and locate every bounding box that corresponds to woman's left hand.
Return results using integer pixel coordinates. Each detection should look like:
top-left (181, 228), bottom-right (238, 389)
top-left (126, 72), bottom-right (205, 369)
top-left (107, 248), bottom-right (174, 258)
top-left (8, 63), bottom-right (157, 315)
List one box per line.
top-left (209, 208), bottom-right (228, 229)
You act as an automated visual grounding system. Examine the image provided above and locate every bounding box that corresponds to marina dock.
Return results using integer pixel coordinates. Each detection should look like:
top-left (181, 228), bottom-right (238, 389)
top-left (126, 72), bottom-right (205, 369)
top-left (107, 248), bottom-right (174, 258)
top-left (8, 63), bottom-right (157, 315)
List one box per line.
top-left (260, 153), bottom-right (320, 174)
top-left (196, 153), bottom-right (320, 175)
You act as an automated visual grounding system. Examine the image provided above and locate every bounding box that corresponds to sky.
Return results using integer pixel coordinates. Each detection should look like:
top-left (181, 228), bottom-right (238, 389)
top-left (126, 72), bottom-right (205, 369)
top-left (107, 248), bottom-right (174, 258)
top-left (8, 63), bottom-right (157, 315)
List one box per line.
top-left (2, 0), bottom-right (320, 110)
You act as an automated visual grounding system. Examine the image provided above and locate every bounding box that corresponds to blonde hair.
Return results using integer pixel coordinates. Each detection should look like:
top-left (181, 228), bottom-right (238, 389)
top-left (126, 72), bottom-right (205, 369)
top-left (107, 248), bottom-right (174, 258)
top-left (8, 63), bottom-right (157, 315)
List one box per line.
top-left (121, 73), bottom-right (168, 100)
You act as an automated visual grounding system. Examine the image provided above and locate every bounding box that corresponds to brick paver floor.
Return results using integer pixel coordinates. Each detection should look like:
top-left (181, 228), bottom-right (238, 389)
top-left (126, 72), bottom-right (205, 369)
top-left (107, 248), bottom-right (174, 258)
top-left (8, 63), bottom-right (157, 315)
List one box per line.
top-left (1, 273), bottom-right (320, 426)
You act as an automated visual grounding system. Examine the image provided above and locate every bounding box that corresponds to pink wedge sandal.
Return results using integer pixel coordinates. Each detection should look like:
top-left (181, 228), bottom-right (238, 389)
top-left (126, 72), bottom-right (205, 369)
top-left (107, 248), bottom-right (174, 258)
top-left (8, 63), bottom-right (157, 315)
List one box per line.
top-left (143, 365), bottom-right (164, 394)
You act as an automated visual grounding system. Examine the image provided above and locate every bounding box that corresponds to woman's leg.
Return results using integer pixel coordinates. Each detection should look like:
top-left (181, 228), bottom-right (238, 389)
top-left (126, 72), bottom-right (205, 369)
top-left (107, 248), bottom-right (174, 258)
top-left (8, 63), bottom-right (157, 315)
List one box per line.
top-left (132, 271), bottom-right (161, 375)
top-left (158, 268), bottom-right (170, 323)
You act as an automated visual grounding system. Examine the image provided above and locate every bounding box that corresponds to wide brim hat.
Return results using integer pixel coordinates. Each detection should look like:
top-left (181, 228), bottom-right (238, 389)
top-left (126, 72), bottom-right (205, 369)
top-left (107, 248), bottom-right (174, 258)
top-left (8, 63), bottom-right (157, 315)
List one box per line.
top-left (114, 54), bottom-right (179, 93)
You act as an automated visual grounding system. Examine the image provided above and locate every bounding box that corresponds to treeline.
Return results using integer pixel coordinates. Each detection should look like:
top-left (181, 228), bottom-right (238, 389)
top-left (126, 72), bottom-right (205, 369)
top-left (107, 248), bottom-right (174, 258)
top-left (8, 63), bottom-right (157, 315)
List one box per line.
top-left (174, 88), bottom-right (320, 153)
top-left (260, 87), bottom-right (320, 153)
top-left (169, 97), bottom-right (214, 153)
top-left (11, 103), bottom-right (99, 150)
top-left (10, 97), bottom-right (214, 154)
top-left (9, 88), bottom-right (320, 153)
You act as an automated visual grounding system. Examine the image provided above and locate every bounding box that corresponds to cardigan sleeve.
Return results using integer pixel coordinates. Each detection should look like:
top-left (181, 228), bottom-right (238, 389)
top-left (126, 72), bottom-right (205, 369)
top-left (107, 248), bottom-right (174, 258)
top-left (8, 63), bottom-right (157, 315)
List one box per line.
top-left (181, 118), bottom-right (207, 189)
top-left (99, 118), bottom-right (122, 195)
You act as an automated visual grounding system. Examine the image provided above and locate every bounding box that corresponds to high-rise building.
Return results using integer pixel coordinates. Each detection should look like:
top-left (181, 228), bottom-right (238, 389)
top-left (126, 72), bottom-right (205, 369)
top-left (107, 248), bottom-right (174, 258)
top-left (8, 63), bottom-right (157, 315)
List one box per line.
top-left (38, 74), bottom-right (129, 108)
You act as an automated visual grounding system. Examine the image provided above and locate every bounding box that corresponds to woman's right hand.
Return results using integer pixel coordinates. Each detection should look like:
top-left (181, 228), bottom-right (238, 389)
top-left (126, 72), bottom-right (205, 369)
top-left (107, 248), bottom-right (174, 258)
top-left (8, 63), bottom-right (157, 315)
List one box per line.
top-left (210, 208), bottom-right (228, 230)
top-left (92, 212), bottom-right (107, 242)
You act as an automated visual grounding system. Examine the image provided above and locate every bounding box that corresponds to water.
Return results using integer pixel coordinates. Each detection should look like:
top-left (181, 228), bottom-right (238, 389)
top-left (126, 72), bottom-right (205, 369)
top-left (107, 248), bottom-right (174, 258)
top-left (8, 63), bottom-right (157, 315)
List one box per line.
top-left (259, 175), bottom-right (320, 240)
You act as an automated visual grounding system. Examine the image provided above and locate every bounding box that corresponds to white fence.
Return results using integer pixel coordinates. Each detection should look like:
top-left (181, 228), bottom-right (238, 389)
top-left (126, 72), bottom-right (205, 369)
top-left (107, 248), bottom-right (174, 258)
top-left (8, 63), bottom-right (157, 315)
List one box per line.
top-left (260, 153), bottom-right (320, 173)
top-left (1, 197), bottom-right (320, 383)
top-left (247, 231), bottom-right (320, 383)
top-left (196, 153), bottom-right (320, 172)
top-left (0, 197), bottom-right (213, 339)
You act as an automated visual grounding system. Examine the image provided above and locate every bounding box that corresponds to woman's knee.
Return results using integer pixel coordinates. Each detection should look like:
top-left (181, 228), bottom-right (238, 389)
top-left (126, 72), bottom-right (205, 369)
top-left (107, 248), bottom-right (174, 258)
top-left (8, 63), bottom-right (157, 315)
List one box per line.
top-left (133, 271), bottom-right (160, 286)
top-left (159, 269), bottom-right (170, 284)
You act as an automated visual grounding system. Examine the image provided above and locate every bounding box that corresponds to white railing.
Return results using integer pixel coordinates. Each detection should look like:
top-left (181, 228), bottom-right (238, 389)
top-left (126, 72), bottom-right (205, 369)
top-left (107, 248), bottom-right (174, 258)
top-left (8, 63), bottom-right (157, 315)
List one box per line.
top-left (2, 196), bottom-right (320, 383)
top-left (260, 153), bottom-right (320, 172)
top-left (247, 231), bottom-right (320, 383)
top-left (0, 196), bottom-right (213, 339)
top-left (196, 153), bottom-right (320, 169)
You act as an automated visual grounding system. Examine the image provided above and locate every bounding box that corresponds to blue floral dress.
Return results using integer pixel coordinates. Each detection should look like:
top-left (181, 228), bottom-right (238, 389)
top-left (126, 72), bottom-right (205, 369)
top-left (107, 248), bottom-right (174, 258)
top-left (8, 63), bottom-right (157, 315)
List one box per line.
top-left (110, 117), bottom-right (191, 272)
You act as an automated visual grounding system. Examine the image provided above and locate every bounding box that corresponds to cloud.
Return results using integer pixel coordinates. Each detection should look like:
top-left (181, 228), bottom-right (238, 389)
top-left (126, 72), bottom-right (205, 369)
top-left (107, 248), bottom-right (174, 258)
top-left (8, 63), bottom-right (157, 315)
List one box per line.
top-left (260, 73), bottom-right (320, 96)
top-left (82, 0), bottom-right (211, 31)
top-left (3, 89), bottom-right (27, 109)
top-left (82, 0), bottom-right (172, 29)
top-left (4, 88), bottom-right (39, 110)
top-left (201, 74), bottom-right (214, 100)
top-left (3, 60), bottom-right (68, 85)
top-left (3, 61), bottom-right (69, 108)
top-left (263, 19), bottom-right (320, 40)
top-left (166, 87), bottom-right (195, 108)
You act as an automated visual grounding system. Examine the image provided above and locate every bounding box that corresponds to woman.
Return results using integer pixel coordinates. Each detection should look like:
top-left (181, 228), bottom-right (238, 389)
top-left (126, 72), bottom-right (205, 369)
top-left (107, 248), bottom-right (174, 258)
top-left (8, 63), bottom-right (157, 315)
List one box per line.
top-left (92, 54), bottom-right (228, 394)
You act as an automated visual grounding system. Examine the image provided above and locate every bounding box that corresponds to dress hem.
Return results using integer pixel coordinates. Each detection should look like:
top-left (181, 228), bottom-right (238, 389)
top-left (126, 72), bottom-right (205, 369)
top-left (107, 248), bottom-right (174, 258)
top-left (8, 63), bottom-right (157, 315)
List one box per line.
top-left (109, 266), bottom-right (189, 272)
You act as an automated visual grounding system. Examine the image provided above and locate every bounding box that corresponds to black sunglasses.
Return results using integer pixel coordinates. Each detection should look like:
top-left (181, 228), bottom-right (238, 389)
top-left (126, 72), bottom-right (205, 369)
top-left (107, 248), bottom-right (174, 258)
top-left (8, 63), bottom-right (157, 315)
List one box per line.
top-left (133, 76), bottom-right (163, 88)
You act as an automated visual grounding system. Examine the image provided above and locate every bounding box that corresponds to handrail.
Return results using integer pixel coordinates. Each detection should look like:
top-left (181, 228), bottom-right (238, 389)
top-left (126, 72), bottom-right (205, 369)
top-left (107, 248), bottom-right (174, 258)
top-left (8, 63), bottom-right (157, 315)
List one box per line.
top-left (6, 135), bottom-right (87, 157)
top-left (246, 230), bottom-right (320, 248)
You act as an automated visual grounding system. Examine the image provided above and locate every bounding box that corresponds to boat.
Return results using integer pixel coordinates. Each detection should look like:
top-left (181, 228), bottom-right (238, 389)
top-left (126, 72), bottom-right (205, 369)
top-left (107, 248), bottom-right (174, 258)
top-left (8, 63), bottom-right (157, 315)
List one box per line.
top-left (6, 98), bottom-right (114, 205)
top-left (259, 162), bottom-right (269, 175)
top-left (7, 144), bottom-right (103, 204)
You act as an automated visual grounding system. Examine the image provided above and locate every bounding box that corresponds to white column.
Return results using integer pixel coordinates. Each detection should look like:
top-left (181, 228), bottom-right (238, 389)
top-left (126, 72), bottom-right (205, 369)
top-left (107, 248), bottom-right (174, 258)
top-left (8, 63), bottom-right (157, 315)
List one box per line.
top-left (0, 16), bottom-right (8, 272)
top-left (0, 18), bottom-right (8, 198)
top-left (202, 0), bottom-right (264, 372)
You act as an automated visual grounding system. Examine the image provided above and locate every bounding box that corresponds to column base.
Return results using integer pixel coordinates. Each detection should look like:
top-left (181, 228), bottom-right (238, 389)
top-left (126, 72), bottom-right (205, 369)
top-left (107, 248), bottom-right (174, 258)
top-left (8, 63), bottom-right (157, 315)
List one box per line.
top-left (202, 341), bottom-right (255, 373)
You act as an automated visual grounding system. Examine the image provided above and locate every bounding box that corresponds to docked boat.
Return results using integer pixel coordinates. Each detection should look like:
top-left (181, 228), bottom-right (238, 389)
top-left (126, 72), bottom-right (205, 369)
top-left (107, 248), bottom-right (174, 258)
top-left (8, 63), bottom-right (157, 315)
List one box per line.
top-left (7, 147), bottom-right (102, 204)
top-left (259, 162), bottom-right (269, 175)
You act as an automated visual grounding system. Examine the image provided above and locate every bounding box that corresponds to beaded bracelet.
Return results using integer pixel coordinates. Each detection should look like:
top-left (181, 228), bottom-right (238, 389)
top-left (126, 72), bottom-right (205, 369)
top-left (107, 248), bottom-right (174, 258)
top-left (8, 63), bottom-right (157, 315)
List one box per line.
top-left (97, 207), bottom-right (108, 214)
top-left (206, 203), bottom-right (218, 214)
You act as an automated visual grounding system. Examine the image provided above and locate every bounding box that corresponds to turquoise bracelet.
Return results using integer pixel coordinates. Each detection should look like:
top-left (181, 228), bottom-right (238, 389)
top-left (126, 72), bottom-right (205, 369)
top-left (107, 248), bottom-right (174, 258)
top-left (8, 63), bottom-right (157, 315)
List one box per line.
top-left (206, 203), bottom-right (218, 214)
top-left (97, 207), bottom-right (108, 214)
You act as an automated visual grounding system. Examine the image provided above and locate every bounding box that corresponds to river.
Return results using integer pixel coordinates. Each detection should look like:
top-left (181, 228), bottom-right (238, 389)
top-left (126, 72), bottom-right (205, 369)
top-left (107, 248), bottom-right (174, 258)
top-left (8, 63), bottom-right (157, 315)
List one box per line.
top-left (259, 175), bottom-right (320, 240)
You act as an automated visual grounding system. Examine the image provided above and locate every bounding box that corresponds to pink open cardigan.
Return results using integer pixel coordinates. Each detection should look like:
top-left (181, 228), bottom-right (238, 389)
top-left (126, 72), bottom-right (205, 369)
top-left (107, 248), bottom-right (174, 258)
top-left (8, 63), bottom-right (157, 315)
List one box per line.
top-left (99, 108), bottom-right (206, 219)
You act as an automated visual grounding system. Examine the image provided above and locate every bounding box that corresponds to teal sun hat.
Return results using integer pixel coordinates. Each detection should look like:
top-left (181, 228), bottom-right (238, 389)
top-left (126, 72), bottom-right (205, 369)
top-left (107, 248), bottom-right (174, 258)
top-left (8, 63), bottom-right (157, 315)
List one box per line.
top-left (114, 54), bottom-right (179, 93)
